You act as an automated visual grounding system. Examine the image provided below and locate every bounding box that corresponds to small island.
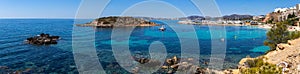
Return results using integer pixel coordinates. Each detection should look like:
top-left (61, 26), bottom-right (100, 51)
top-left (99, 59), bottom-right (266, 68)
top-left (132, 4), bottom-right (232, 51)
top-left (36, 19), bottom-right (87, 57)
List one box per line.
top-left (77, 16), bottom-right (159, 28)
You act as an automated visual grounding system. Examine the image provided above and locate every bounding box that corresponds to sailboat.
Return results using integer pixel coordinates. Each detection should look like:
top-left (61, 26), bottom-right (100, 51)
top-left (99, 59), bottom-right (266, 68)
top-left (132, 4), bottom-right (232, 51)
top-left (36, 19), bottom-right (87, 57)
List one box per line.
top-left (159, 25), bottom-right (166, 31)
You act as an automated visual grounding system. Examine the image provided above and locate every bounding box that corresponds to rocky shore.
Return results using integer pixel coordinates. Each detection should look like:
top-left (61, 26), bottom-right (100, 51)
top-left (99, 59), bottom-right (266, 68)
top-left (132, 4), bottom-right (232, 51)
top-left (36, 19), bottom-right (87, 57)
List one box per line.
top-left (237, 38), bottom-right (300, 74)
top-left (132, 56), bottom-right (225, 74)
top-left (77, 16), bottom-right (159, 28)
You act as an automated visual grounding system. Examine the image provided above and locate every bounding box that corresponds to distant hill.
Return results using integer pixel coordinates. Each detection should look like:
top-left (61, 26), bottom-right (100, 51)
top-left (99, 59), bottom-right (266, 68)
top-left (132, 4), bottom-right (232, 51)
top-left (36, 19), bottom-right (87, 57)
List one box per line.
top-left (187, 16), bottom-right (205, 20)
top-left (223, 14), bottom-right (253, 20)
top-left (180, 15), bottom-right (253, 21)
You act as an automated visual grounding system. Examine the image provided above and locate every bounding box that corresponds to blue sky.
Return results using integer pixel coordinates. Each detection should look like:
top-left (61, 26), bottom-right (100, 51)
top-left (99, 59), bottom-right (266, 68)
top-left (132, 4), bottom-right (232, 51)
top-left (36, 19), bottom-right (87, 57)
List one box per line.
top-left (0, 0), bottom-right (299, 18)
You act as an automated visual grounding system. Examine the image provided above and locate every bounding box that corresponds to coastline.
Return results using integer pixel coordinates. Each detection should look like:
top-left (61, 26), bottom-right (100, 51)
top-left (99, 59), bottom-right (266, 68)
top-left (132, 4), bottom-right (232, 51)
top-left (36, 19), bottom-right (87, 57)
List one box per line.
top-left (177, 21), bottom-right (255, 26)
top-left (178, 22), bottom-right (244, 26)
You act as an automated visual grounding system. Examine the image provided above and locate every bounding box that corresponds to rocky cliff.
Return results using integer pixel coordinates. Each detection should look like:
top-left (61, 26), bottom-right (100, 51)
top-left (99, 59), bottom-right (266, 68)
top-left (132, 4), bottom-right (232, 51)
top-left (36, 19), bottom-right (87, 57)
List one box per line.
top-left (238, 38), bottom-right (300, 74)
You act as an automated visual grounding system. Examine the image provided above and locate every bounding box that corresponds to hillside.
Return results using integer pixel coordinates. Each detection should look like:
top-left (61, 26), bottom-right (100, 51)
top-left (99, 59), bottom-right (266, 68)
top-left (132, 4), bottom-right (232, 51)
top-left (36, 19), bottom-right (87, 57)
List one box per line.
top-left (238, 38), bottom-right (300, 74)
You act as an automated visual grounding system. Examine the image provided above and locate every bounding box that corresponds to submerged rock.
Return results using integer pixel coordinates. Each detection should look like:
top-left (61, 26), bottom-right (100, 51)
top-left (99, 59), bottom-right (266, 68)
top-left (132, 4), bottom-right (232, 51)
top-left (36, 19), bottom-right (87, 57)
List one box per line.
top-left (26, 33), bottom-right (60, 45)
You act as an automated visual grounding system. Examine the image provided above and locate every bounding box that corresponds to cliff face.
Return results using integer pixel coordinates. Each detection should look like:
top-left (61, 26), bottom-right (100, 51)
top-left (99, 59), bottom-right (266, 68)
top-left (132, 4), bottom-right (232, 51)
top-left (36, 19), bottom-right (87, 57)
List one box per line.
top-left (263, 38), bottom-right (300, 73)
top-left (238, 38), bottom-right (300, 74)
top-left (78, 16), bottom-right (158, 28)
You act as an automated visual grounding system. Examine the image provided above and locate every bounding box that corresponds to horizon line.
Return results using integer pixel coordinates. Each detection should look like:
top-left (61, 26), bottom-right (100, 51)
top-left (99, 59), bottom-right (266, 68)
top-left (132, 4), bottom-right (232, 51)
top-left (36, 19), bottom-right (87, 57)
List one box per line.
top-left (0, 13), bottom-right (267, 19)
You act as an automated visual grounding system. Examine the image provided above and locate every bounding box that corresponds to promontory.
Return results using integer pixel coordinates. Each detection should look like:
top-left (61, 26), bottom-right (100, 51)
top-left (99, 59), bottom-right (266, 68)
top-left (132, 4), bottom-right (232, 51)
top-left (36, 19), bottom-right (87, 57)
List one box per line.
top-left (77, 16), bottom-right (159, 28)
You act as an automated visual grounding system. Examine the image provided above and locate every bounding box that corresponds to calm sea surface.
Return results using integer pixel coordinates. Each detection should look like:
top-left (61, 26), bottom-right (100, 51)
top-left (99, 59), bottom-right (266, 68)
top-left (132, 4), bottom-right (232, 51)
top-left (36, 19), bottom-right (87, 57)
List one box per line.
top-left (0, 19), bottom-right (269, 73)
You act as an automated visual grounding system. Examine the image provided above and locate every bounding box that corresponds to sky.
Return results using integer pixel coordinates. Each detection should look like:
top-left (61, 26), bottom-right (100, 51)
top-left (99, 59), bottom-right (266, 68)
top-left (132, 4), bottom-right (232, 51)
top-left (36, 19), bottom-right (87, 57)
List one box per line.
top-left (0, 0), bottom-right (300, 18)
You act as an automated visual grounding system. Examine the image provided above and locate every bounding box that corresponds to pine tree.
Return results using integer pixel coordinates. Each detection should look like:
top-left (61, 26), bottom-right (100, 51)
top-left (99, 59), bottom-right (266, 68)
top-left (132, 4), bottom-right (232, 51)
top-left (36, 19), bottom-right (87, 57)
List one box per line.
top-left (264, 22), bottom-right (289, 51)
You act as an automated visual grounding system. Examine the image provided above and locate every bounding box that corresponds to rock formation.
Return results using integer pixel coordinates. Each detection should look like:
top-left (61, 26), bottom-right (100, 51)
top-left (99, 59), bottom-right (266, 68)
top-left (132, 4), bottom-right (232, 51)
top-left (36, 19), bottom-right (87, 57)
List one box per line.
top-left (133, 56), bottom-right (223, 74)
top-left (26, 33), bottom-right (60, 45)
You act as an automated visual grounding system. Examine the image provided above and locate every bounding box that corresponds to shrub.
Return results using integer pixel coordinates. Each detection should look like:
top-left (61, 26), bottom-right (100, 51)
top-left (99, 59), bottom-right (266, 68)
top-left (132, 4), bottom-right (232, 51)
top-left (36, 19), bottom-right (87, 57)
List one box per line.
top-left (288, 31), bottom-right (300, 40)
top-left (241, 58), bottom-right (281, 74)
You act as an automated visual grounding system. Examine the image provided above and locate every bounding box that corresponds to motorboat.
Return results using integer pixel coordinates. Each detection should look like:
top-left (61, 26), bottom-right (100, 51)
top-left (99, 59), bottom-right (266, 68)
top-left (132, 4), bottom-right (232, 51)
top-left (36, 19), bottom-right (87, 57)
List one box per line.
top-left (159, 25), bottom-right (166, 31)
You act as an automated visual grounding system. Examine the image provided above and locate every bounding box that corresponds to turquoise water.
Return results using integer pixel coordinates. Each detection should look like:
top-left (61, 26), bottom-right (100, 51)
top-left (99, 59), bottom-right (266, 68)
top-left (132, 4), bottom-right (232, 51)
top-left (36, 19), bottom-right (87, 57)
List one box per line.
top-left (0, 19), bottom-right (269, 73)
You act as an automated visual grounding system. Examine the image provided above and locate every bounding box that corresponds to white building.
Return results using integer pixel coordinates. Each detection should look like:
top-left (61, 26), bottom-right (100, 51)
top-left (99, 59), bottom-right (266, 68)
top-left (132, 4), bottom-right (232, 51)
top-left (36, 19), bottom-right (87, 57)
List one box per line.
top-left (289, 6), bottom-right (297, 10)
top-left (253, 15), bottom-right (265, 20)
top-left (274, 8), bottom-right (288, 12)
top-left (274, 4), bottom-right (300, 22)
top-left (274, 4), bottom-right (300, 12)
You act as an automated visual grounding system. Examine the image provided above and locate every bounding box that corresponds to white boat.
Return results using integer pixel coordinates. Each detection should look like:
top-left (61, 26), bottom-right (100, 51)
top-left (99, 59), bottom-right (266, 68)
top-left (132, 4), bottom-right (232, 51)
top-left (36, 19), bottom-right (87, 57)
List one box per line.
top-left (220, 38), bottom-right (225, 42)
top-left (159, 25), bottom-right (166, 31)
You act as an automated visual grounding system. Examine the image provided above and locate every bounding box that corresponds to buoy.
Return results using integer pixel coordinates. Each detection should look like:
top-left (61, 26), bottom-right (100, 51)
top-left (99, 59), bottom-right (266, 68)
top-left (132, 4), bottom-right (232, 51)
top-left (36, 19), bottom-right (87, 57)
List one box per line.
top-left (234, 35), bottom-right (237, 40)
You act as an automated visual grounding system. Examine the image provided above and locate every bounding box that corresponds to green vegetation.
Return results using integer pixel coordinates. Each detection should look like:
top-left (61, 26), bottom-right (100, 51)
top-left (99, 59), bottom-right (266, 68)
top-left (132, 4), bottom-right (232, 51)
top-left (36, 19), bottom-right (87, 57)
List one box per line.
top-left (246, 58), bottom-right (264, 67)
top-left (285, 14), bottom-right (299, 26)
top-left (289, 31), bottom-right (300, 39)
top-left (96, 16), bottom-right (119, 24)
top-left (284, 13), bottom-right (298, 26)
top-left (264, 22), bottom-right (290, 51)
top-left (95, 16), bottom-right (153, 25)
top-left (266, 18), bottom-right (274, 24)
top-left (287, 13), bottom-right (296, 19)
top-left (241, 58), bottom-right (282, 74)
top-left (264, 20), bottom-right (300, 52)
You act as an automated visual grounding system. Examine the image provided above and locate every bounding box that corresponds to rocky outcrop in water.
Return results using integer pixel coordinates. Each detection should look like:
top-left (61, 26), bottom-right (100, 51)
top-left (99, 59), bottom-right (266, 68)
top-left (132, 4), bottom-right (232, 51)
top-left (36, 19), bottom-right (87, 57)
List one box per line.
top-left (132, 56), bottom-right (223, 74)
top-left (0, 66), bottom-right (33, 74)
top-left (26, 33), bottom-right (60, 45)
top-left (77, 16), bottom-right (159, 28)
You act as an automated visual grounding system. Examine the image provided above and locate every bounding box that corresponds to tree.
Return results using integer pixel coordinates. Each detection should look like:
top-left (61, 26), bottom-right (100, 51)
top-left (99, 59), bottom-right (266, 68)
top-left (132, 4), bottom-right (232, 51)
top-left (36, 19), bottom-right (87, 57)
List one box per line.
top-left (267, 18), bottom-right (274, 24)
top-left (285, 12), bottom-right (298, 26)
top-left (264, 22), bottom-right (289, 51)
top-left (287, 12), bottom-right (296, 19)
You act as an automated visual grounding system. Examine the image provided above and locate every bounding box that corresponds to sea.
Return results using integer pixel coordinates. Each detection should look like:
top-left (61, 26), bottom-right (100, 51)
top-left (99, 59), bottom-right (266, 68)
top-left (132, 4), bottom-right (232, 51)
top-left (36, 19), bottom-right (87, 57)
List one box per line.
top-left (0, 19), bottom-right (269, 73)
